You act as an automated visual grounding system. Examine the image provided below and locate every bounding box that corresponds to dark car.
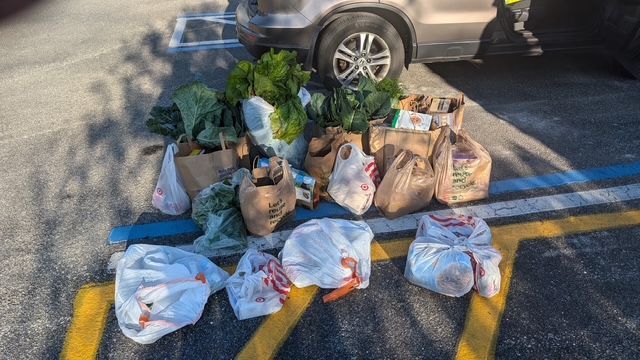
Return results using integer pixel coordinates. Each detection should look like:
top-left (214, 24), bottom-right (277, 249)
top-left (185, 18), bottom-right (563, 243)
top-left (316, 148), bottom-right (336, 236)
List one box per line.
top-left (236, 0), bottom-right (640, 87)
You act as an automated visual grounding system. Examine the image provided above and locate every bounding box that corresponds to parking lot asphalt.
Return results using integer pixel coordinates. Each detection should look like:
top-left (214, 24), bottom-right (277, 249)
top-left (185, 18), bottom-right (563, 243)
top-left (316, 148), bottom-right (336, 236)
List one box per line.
top-left (1, 0), bottom-right (640, 359)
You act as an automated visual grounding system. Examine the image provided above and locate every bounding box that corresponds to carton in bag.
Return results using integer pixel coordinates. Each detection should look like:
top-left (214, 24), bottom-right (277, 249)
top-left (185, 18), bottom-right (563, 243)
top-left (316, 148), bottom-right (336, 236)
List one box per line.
top-left (256, 158), bottom-right (320, 210)
top-left (368, 122), bottom-right (442, 178)
top-left (396, 93), bottom-right (465, 133)
top-left (433, 127), bottom-right (492, 205)
top-left (239, 157), bottom-right (296, 236)
top-left (304, 132), bottom-right (344, 198)
top-left (374, 150), bottom-right (435, 219)
top-left (175, 135), bottom-right (239, 199)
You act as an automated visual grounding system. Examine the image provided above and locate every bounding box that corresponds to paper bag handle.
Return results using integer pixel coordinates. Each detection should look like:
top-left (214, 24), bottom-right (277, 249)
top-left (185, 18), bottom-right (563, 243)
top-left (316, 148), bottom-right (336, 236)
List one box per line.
top-left (219, 132), bottom-right (227, 151)
top-left (177, 133), bottom-right (195, 148)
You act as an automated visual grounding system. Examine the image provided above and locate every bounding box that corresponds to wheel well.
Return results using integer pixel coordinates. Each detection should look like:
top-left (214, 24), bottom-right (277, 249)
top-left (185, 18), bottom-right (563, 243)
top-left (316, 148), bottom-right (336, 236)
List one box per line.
top-left (313, 8), bottom-right (415, 70)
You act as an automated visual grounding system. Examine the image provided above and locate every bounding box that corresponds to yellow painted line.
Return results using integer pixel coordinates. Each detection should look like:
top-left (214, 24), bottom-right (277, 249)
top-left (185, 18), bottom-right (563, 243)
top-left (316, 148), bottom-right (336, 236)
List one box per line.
top-left (455, 209), bottom-right (640, 360)
top-left (372, 237), bottom-right (412, 261)
top-left (61, 282), bottom-right (115, 360)
top-left (63, 210), bottom-right (640, 360)
top-left (62, 265), bottom-right (236, 359)
top-left (236, 286), bottom-right (319, 360)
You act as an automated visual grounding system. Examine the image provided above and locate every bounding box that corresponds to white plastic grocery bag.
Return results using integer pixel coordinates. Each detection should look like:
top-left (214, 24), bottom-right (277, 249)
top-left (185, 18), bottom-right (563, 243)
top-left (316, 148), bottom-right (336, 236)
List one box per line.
top-left (226, 249), bottom-right (291, 320)
top-left (115, 244), bottom-right (229, 344)
top-left (327, 144), bottom-right (378, 215)
top-left (280, 219), bottom-right (374, 302)
top-left (241, 88), bottom-right (311, 168)
top-left (405, 215), bottom-right (502, 298)
top-left (152, 143), bottom-right (191, 215)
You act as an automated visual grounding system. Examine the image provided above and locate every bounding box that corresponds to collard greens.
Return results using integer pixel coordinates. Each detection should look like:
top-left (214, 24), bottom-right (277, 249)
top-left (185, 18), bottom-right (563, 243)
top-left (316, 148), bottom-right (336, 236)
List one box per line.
top-left (308, 77), bottom-right (393, 133)
top-left (158, 81), bottom-right (244, 147)
top-left (145, 103), bottom-right (185, 139)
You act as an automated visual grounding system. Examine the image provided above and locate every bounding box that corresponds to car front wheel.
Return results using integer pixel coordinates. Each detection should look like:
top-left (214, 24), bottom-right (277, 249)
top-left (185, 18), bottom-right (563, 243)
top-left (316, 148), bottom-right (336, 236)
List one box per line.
top-left (317, 13), bottom-right (405, 88)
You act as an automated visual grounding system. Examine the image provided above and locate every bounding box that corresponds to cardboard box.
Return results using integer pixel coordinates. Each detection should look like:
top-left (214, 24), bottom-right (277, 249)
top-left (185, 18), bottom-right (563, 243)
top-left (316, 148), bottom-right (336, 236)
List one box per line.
top-left (397, 93), bottom-right (465, 132)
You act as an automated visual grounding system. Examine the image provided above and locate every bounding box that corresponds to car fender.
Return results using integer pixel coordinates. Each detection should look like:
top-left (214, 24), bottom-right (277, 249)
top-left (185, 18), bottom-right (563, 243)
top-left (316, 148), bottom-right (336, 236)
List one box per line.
top-left (305, 2), bottom-right (417, 69)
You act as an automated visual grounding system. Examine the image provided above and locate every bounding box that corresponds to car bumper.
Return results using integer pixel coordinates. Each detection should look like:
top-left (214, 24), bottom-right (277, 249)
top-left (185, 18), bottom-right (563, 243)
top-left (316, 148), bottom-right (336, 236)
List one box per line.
top-left (235, 0), bottom-right (316, 64)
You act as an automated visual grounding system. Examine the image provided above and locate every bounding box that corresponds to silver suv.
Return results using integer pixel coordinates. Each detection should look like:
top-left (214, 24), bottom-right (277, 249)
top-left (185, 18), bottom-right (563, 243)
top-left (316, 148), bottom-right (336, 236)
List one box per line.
top-left (236, 0), bottom-right (639, 87)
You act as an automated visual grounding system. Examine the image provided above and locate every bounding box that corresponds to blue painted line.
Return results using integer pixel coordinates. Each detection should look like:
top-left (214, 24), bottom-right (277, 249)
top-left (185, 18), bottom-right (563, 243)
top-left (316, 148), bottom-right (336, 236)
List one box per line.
top-left (109, 219), bottom-right (200, 244)
top-left (295, 201), bottom-right (352, 221)
top-left (489, 161), bottom-right (640, 195)
top-left (109, 161), bottom-right (640, 244)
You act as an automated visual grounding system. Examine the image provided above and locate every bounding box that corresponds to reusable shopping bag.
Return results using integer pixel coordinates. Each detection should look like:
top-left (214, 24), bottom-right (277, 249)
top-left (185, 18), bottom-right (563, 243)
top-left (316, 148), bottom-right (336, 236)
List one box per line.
top-left (327, 144), bottom-right (379, 215)
top-left (226, 249), bottom-right (291, 320)
top-left (280, 219), bottom-right (374, 302)
top-left (152, 143), bottom-right (191, 215)
top-left (405, 215), bottom-right (502, 298)
top-left (115, 244), bottom-right (229, 344)
top-left (238, 157), bottom-right (296, 236)
top-left (374, 150), bottom-right (435, 219)
top-left (433, 127), bottom-right (492, 205)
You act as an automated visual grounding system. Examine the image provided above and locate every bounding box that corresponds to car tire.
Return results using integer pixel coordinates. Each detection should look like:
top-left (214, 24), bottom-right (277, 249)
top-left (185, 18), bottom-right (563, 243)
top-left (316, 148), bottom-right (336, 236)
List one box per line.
top-left (317, 12), bottom-right (405, 88)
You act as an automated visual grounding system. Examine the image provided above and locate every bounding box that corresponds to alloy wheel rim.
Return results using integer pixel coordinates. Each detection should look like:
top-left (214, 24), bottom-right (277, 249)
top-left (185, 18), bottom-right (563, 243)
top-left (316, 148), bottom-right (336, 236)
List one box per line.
top-left (332, 32), bottom-right (391, 87)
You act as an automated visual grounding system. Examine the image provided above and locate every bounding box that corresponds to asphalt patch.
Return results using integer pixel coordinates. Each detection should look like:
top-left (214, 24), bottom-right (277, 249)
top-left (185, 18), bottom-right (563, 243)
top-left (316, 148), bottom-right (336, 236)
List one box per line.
top-left (497, 227), bottom-right (640, 359)
top-left (278, 259), bottom-right (468, 359)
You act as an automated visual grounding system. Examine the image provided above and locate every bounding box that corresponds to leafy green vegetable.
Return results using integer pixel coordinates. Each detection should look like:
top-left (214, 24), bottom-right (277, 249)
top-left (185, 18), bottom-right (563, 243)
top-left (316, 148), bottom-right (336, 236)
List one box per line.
top-left (154, 81), bottom-right (245, 148)
top-left (191, 170), bottom-right (248, 253)
top-left (308, 77), bottom-right (393, 133)
top-left (307, 93), bottom-right (326, 123)
top-left (225, 49), bottom-right (311, 142)
top-left (225, 61), bottom-right (255, 106)
top-left (253, 49), bottom-right (310, 105)
top-left (191, 180), bottom-right (238, 228)
top-left (172, 82), bottom-right (226, 141)
top-left (375, 78), bottom-right (405, 104)
top-left (194, 208), bottom-right (247, 253)
top-left (145, 104), bottom-right (185, 139)
top-left (270, 98), bottom-right (307, 144)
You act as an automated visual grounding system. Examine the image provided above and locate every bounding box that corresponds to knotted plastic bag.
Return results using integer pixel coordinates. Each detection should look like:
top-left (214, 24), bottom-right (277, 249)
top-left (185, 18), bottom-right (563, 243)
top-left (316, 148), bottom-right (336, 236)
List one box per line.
top-left (405, 215), bottom-right (501, 298)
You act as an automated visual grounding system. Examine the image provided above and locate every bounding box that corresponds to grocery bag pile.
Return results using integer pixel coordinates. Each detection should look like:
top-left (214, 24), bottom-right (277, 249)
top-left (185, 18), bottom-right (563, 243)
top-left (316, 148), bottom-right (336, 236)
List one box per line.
top-left (115, 215), bottom-right (501, 344)
top-left (147, 49), bottom-right (493, 250)
top-left (125, 48), bottom-right (504, 344)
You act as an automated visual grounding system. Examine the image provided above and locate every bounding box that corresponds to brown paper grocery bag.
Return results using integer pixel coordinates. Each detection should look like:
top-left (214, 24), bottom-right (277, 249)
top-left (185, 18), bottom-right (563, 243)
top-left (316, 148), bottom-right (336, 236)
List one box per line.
top-left (325, 126), bottom-right (365, 152)
top-left (374, 150), bottom-right (435, 219)
top-left (175, 135), bottom-right (239, 199)
top-left (304, 132), bottom-right (343, 198)
top-left (433, 127), bottom-right (492, 205)
top-left (368, 125), bottom-right (441, 178)
top-left (239, 157), bottom-right (296, 236)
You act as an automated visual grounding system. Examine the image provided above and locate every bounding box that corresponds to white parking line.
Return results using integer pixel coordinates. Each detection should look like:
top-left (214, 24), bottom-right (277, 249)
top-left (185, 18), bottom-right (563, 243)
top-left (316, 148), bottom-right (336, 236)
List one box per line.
top-left (168, 12), bottom-right (240, 52)
top-left (171, 183), bottom-right (640, 258)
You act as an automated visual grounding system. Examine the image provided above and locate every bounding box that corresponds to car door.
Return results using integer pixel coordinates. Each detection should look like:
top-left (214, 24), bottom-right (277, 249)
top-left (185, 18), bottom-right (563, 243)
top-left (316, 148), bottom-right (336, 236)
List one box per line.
top-left (382, 0), bottom-right (499, 59)
top-left (602, 0), bottom-right (640, 78)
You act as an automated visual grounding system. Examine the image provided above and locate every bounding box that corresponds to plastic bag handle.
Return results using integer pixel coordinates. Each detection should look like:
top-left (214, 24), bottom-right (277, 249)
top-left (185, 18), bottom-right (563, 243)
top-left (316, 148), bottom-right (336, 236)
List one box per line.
top-left (322, 257), bottom-right (362, 303)
top-left (137, 273), bottom-right (207, 328)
